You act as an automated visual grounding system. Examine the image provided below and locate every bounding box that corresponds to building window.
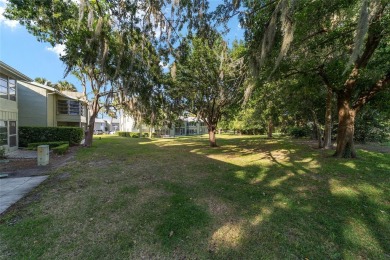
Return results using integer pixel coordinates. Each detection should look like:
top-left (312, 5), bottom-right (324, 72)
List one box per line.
top-left (0, 121), bottom-right (7, 145)
top-left (0, 74), bottom-right (16, 101)
top-left (9, 79), bottom-right (16, 101)
top-left (0, 76), bottom-right (8, 100)
top-left (57, 100), bottom-right (68, 114)
top-left (57, 100), bottom-right (83, 115)
top-left (188, 129), bottom-right (197, 135)
top-left (80, 105), bottom-right (86, 116)
top-left (69, 101), bottom-right (81, 115)
top-left (9, 121), bottom-right (17, 147)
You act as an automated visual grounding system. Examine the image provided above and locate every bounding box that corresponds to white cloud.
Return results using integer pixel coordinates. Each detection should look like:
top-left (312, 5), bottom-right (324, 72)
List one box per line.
top-left (159, 61), bottom-right (169, 69)
top-left (0, 4), bottom-right (19, 29)
top-left (47, 44), bottom-right (66, 57)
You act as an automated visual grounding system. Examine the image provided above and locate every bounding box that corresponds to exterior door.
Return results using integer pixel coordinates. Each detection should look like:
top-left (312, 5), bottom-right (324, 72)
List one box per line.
top-left (9, 121), bottom-right (17, 147)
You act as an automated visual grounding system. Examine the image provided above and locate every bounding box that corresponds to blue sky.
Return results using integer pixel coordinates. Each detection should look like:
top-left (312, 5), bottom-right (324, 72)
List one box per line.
top-left (0, 0), bottom-right (243, 93)
top-left (0, 0), bottom-right (80, 89)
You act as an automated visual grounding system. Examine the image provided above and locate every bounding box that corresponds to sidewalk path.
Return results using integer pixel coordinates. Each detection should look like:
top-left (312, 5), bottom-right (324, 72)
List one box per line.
top-left (0, 176), bottom-right (48, 214)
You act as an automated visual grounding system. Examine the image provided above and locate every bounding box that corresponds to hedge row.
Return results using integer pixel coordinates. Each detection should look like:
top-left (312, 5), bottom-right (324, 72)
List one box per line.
top-left (118, 132), bottom-right (156, 138)
top-left (27, 141), bottom-right (69, 150)
top-left (19, 126), bottom-right (84, 147)
top-left (118, 132), bottom-right (138, 138)
top-left (52, 143), bottom-right (69, 155)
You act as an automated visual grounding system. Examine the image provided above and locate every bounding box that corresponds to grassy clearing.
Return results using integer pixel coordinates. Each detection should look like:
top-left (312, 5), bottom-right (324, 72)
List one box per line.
top-left (1, 135), bottom-right (389, 259)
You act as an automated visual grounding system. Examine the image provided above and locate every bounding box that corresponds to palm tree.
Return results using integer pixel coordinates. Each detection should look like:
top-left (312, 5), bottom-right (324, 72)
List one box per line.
top-left (54, 80), bottom-right (77, 92)
top-left (34, 77), bottom-right (52, 86)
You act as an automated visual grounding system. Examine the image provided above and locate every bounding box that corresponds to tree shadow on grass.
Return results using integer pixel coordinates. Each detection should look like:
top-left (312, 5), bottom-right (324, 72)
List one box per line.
top-left (145, 135), bottom-right (390, 259)
top-left (1, 135), bottom-right (388, 259)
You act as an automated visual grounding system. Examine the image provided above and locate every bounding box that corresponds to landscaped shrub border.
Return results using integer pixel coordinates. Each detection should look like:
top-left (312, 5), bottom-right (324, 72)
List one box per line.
top-left (52, 143), bottom-right (69, 155)
top-left (117, 132), bottom-right (151, 138)
top-left (27, 141), bottom-right (69, 150)
top-left (19, 127), bottom-right (84, 147)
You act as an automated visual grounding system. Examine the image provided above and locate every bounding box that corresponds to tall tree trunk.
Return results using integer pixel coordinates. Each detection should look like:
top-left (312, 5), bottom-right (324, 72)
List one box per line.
top-left (311, 110), bottom-right (323, 148)
top-left (84, 99), bottom-right (99, 147)
top-left (208, 125), bottom-right (217, 147)
top-left (334, 95), bottom-right (356, 158)
top-left (323, 87), bottom-right (333, 149)
top-left (149, 112), bottom-right (155, 138)
top-left (267, 118), bottom-right (273, 138)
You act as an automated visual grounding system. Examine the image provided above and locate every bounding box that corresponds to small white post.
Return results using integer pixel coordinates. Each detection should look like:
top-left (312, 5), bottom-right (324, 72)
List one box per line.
top-left (37, 145), bottom-right (49, 166)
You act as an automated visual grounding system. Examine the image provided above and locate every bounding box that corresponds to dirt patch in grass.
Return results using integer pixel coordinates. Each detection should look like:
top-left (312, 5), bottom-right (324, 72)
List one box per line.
top-left (86, 158), bottom-right (114, 168)
top-left (198, 196), bottom-right (234, 218)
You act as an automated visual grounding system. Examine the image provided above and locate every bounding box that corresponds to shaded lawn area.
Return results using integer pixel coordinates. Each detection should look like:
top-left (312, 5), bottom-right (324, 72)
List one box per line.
top-left (0, 135), bottom-right (389, 259)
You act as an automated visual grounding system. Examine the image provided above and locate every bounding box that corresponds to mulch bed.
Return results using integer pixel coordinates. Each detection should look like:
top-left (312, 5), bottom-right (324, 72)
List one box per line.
top-left (0, 147), bottom-right (79, 178)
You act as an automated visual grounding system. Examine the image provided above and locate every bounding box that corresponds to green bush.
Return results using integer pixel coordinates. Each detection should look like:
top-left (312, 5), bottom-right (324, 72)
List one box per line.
top-left (0, 146), bottom-right (6, 159)
top-left (118, 131), bottom-right (127, 137)
top-left (52, 143), bottom-right (69, 155)
top-left (355, 113), bottom-right (390, 143)
top-left (118, 131), bottom-right (134, 137)
top-left (118, 131), bottom-right (147, 138)
top-left (19, 127), bottom-right (83, 147)
top-left (27, 141), bottom-right (69, 150)
top-left (289, 127), bottom-right (309, 138)
top-left (131, 133), bottom-right (139, 138)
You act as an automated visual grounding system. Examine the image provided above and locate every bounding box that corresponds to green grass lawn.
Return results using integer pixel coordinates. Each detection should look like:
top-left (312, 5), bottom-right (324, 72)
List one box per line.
top-left (1, 135), bottom-right (389, 259)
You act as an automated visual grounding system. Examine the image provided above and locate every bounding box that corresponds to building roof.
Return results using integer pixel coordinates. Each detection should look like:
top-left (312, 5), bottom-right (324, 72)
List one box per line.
top-left (26, 81), bottom-right (87, 102)
top-left (60, 90), bottom-right (87, 101)
top-left (95, 118), bottom-right (107, 123)
top-left (95, 118), bottom-right (120, 124)
top-left (0, 61), bottom-right (33, 81)
top-left (179, 116), bottom-right (201, 122)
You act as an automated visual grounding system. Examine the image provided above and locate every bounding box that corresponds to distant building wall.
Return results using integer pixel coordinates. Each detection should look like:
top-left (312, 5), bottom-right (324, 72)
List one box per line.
top-left (0, 61), bottom-right (32, 152)
top-left (47, 93), bottom-right (55, 126)
top-left (17, 81), bottom-right (48, 126)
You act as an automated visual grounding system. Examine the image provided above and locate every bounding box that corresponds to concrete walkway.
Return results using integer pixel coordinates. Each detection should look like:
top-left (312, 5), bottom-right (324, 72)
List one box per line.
top-left (0, 176), bottom-right (48, 214)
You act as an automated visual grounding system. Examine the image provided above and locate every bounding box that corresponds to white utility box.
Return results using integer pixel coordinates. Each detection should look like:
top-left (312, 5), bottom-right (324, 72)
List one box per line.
top-left (37, 145), bottom-right (49, 166)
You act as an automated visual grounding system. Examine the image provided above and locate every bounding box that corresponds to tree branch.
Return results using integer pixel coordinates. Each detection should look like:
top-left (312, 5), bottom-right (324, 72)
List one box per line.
top-left (343, 4), bottom-right (385, 94)
top-left (353, 71), bottom-right (390, 111)
top-left (318, 65), bottom-right (337, 92)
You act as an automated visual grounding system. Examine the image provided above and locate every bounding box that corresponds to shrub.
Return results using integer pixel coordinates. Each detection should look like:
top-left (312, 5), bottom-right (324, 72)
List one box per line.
top-left (0, 146), bottom-right (6, 159)
top-left (117, 132), bottom-right (150, 138)
top-left (52, 143), bottom-right (69, 155)
top-left (19, 127), bottom-right (83, 147)
top-left (355, 114), bottom-right (390, 143)
top-left (118, 131), bottom-right (127, 137)
top-left (131, 133), bottom-right (139, 138)
top-left (118, 132), bottom-right (135, 137)
top-left (27, 141), bottom-right (69, 150)
top-left (289, 127), bottom-right (309, 138)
